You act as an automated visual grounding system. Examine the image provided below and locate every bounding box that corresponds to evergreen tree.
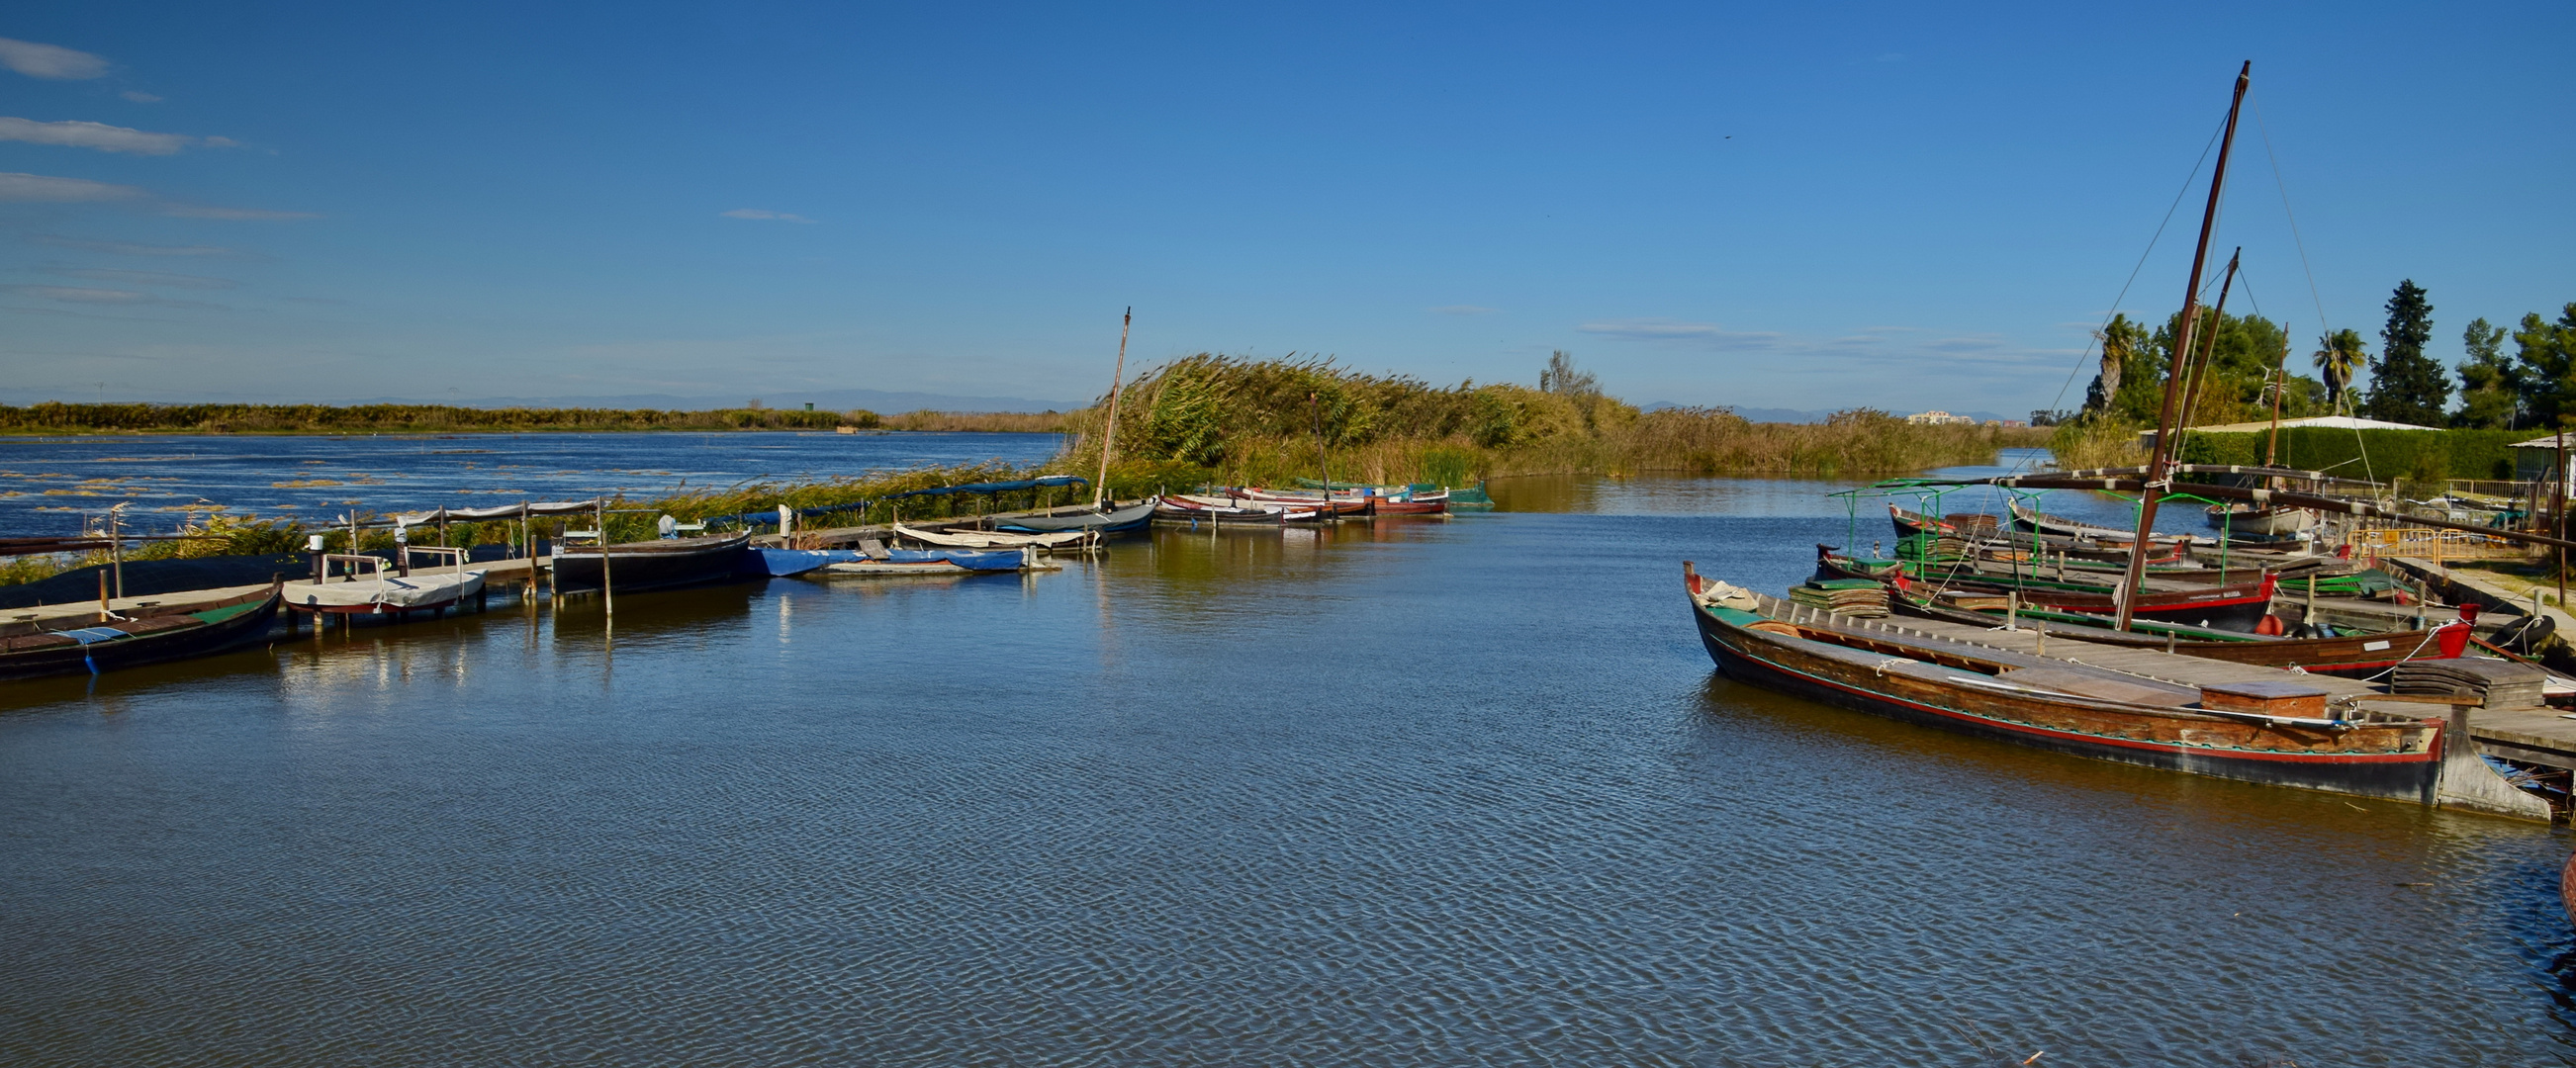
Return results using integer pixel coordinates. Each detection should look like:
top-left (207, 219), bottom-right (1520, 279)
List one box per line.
top-left (2454, 316), bottom-right (2518, 428)
top-left (2313, 328), bottom-right (2366, 412)
top-left (2076, 310), bottom-right (2320, 426)
top-left (2362, 279), bottom-right (2447, 424)
top-left (2512, 304), bottom-right (2576, 428)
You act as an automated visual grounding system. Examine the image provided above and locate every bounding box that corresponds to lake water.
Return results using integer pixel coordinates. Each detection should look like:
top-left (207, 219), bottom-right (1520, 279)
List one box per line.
top-left (1, 442), bottom-right (2569, 1065)
top-left (0, 431), bottom-right (1070, 537)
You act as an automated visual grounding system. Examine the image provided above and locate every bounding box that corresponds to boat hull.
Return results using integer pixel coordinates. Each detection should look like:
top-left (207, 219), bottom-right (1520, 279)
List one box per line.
top-left (993, 500), bottom-right (1155, 533)
top-left (1690, 597), bottom-right (2441, 803)
top-left (0, 587), bottom-right (283, 681)
top-left (553, 533), bottom-right (753, 593)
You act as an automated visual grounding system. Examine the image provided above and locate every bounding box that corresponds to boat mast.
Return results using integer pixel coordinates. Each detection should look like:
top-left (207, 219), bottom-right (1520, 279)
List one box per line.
top-left (2265, 324), bottom-right (2290, 468)
top-left (2116, 60), bottom-right (2250, 632)
top-left (1091, 308), bottom-right (1132, 511)
top-left (2173, 248), bottom-right (2241, 436)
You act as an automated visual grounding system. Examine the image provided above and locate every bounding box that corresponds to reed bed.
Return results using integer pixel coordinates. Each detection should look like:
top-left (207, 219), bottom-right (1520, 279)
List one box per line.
top-left (2046, 419), bottom-right (2148, 470)
top-left (878, 409), bottom-right (1074, 433)
top-left (1061, 354), bottom-right (2049, 488)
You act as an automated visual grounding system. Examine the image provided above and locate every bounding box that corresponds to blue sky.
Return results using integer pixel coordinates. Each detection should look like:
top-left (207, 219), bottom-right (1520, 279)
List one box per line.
top-left (2, 2), bottom-right (2569, 413)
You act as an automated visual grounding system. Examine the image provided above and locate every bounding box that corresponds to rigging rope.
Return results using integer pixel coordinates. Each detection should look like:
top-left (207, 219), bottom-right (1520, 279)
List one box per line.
top-left (2016, 112), bottom-right (2232, 478)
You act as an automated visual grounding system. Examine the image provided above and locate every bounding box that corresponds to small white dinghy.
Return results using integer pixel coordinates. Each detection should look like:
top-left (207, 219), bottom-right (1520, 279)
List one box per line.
top-left (892, 523), bottom-right (1093, 551)
top-left (283, 548), bottom-right (486, 616)
top-left (818, 545), bottom-right (1060, 578)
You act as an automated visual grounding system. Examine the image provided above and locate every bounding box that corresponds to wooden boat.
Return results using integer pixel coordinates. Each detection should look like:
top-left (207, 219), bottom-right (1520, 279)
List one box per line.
top-left (1368, 492), bottom-right (1448, 516)
top-left (1223, 488), bottom-right (1372, 516)
top-left (1818, 547), bottom-right (2280, 632)
top-left (2207, 502), bottom-right (2316, 535)
top-left (817, 547), bottom-right (1054, 578)
top-left (1281, 481), bottom-right (1449, 515)
top-left (553, 531), bottom-right (752, 592)
top-left (2008, 497), bottom-right (2207, 547)
top-left (1152, 494), bottom-right (1329, 525)
top-left (1684, 565), bottom-right (2444, 802)
top-left (2564, 851), bottom-right (2576, 930)
top-left (282, 549), bottom-right (485, 617)
top-left (0, 581), bottom-right (283, 681)
top-left (892, 523), bottom-right (1093, 550)
top-left (1888, 585), bottom-right (2476, 676)
top-left (1888, 505), bottom-right (2000, 538)
top-left (992, 500), bottom-right (1154, 533)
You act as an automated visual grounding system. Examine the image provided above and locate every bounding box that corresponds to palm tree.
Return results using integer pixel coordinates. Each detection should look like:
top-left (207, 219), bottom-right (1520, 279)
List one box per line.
top-left (2312, 328), bottom-right (2367, 414)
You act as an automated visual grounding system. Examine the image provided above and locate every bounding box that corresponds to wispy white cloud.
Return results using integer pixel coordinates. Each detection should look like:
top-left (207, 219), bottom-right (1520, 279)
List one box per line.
top-left (0, 172), bottom-right (315, 220)
top-left (31, 234), bottom-right (239, 256)
top-left (121, 90), bottom-right (160, 104)
top-left (0, 117), bottom-right (233, 155)
top-left (721, 208), bottom-right (815, 223)
top-left (0, 172), bottom-right (147, 202)
top-left (1429, 305), bottom-right (1497, 315)
top-left (1578, 317), bottom-right (1784, 347)
top-left (159, 203), bottom-right (320, 221)
top-left (0, 38), bottom-right (109, 80)
top-left (12, 285), bottom-right (154, 304)
top-left (49, 267), bottom-right (236, 290)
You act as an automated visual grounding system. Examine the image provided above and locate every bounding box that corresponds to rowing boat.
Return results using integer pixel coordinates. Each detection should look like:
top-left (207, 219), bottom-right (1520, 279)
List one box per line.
top-left (0, 581), bottom-right (283, 681)
top-left (553, 532), bottom-right (754, 593)
top-left (1685, 564), bottom-right (2444, 802)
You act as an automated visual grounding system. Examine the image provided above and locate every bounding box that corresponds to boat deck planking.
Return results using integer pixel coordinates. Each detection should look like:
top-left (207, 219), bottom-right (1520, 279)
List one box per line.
top-left (1762, 598), bottom-right (2576, 757)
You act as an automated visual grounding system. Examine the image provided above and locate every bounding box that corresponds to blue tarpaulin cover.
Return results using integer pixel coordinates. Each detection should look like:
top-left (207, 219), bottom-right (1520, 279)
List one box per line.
top-left (754, 547), bottom-right (1022, 576)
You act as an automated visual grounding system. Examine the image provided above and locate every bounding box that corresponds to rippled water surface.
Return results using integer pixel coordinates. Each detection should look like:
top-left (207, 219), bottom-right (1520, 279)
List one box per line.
top-left (0, 430), bottom-right (1067, 536)
top-left (3, 460), bottom-right (2571, 1065)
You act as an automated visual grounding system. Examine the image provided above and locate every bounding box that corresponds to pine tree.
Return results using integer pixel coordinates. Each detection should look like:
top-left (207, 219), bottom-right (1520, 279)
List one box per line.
top-left (2513, 304), bottom-right (2576, 429)
top-left (2361, 279), bottom-right (2447, 424)
top-left (2455, 316), bottom-right (2518, 428)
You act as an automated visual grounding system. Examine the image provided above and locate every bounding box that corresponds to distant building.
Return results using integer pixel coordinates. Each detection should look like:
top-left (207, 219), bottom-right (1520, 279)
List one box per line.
top-left (1905, 409), bottom-right (1975, 425)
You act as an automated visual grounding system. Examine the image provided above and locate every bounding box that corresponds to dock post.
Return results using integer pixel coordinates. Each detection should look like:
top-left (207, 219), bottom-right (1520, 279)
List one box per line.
top-left (96, 570), bottom-right (110, 623)
top-left (598, 498), bottom-right (614, 621)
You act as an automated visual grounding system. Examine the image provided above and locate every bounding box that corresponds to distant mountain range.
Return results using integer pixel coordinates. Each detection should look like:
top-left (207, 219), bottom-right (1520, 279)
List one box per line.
top-left (0, 388), bottom-right (1086, 414)
top-left (1653, 403), bottom-right (2021, 424)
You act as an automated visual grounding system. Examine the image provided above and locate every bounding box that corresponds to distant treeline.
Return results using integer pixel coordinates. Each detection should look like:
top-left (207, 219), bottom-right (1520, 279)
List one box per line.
top-left (0, 401), bottom-right (1094, 435)
top-left (0, 401), bottom-right (856, 434)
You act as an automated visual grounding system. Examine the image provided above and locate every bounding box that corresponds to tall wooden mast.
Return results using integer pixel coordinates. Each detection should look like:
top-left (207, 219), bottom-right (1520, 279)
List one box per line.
top-left (2116, 61), bottom-right (2251, 631)
top-left (1091, 308), bottom-right (1132, 511)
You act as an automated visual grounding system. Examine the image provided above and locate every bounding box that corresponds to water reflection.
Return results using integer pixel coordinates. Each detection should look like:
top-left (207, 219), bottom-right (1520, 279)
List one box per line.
top-left (0, 480), bottom-right (2565, 1066)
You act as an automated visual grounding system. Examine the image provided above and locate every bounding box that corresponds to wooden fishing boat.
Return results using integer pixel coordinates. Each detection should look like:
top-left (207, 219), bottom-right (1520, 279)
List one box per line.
top-left (992, 500), bottom-right (1155, 534)
top-left (1224, 488), bottom-right (1372, 515)
top-left (892, 523), bottom-right (1093, 550)
top-left (2008, 497), bottom-right (2208, 547)
top-left (1888, 505), bottom-right (2000, 538)
top-left (2564, 851), bottom-right (2576, 930)
top-left (1684, 565), bottom-right (2444, 802)
top-left (553, 531), bottom-right (753, 592)
top-left (1152, 494), bottom-right (1329, 525)
top-left (1818, 546), bottom-right (2280, 632)
top-left (2207, 502), bottom-right (2316, 535)
top-left (0, 581), bottom-right (283, 681)
top-left (1887, 586), bottom-right (2476, 676)
top-left (1368, 492), bottom-right (1448, 516)
top-left (817, 547), bottom-right (1054, 578)
top-left (282, 549), bottom-right (485, 618)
